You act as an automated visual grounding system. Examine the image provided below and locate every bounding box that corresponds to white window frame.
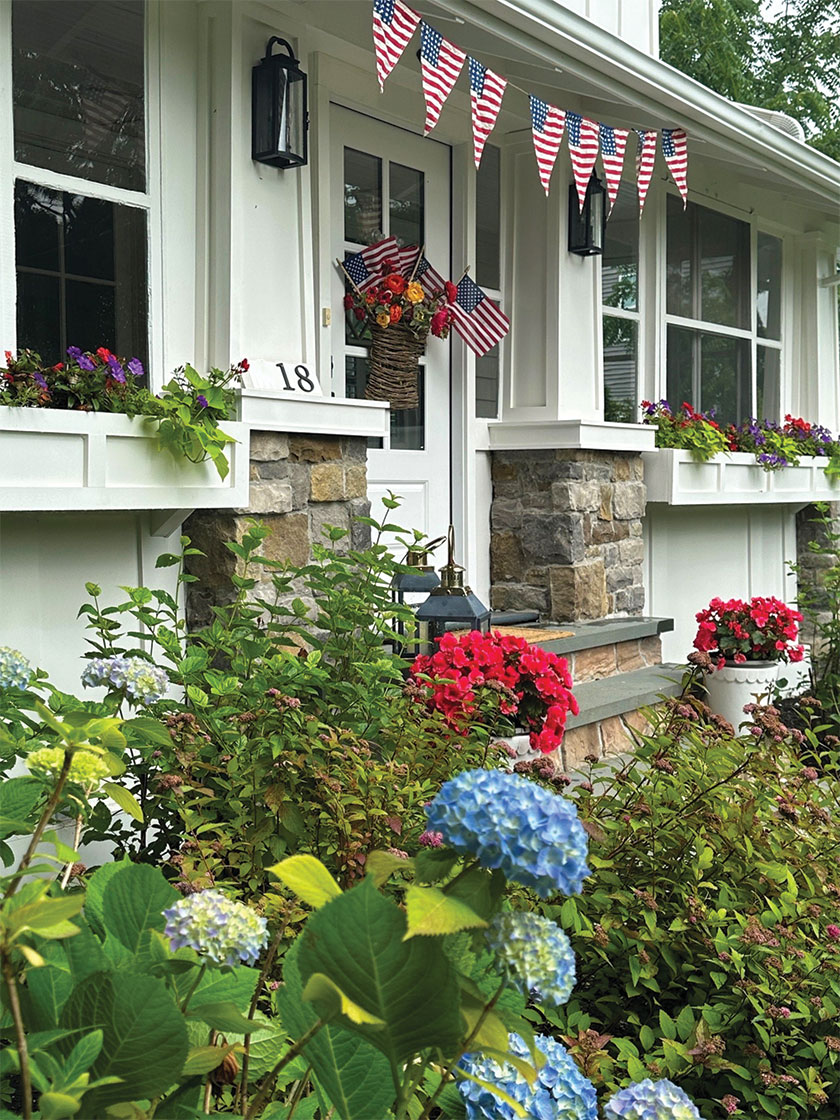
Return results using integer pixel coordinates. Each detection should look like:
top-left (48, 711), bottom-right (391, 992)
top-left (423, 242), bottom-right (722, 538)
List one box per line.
top-left (660, 187), bottom-right (787, 421)
top-left (0, 0), bottom-right (163, 386)
top-left (601, 178), bottom-right (643, 418)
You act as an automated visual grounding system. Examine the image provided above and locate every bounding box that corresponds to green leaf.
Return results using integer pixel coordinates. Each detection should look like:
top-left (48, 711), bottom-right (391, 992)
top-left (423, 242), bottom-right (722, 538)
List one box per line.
top-left (302, 973), bottom-right (385, 1027)
top-left (100, 783), bottom-right (144, 823)
top-left (298, 877), bottom-right (462, 1066)
top-left (185, 1001), bottom-right (259, 1033)
top-left (675, 1004), bottom-right (695, 1041)
top-left (59, 971), bottom-right (189, 1111)
top-left (101, 862), bottom-right (179, 952)
top-left (38, 1091), bottom-right (82, 1119)
top-left (9, 895), bottom-right (84, 935)
top-left (84, 858), bottom-right (132, 939)
top-left (181, 1043), bottom-right (238, 1077)
top-left (404, 885), bottom-right (487, 939)
top-left (174, 962), bottom-right (258, 1012)
top-left (277, 940), bottom-right (394, 1120)
top-left (413, 848), bottom-right (458, 884)
top-left (0, 777), bottom-right (44, 837)
top-left (26, 949), bottom-right (75, 1031)
top-left (658, 1009), bottom-right (677, 1040)
top-left (269, 855), bottom-right (342, 908)
top-left (639, 1023), bottom-right (656, 1051)
top-left (62, 1029), bottom-right (104, 1085)
top-left (364, 850), bottom-right (414, 888)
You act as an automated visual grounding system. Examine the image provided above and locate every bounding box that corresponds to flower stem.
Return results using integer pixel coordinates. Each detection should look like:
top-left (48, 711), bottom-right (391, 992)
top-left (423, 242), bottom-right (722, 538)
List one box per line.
top-left (2, 950), bottom-right (32, 1120)
top-left (3, 748), bottom-right (74, 902)
top-left (180, 962), bottom-right (207, 1014)
top-left (244, 1019), bottom-right (326, 1120)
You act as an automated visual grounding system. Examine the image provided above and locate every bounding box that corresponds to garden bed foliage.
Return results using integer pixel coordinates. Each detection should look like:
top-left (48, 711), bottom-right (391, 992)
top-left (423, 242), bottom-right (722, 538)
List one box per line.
top-left (0, 510), bottom-right (837, 1119)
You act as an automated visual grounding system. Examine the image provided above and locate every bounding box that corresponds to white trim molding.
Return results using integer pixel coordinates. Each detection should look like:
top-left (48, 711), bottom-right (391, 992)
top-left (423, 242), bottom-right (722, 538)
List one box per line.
top-left (237, 390), bottom-right (389, 439)
top-left (643, 447), bottom-right (837, 506)
top-left (485, 419), bottom-right (657, 453)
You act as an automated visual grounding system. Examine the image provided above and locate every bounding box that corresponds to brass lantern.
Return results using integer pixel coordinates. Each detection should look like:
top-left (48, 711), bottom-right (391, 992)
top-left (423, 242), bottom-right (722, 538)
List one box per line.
top-left (415, 526), bottom-right (491, 650)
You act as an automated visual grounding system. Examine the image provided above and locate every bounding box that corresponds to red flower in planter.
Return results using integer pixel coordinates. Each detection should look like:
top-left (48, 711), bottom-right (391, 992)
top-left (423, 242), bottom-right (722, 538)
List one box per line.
top-left (692, 595), bottom-right (803, 667)
top-left (410, 630), bottom-right (578, 754)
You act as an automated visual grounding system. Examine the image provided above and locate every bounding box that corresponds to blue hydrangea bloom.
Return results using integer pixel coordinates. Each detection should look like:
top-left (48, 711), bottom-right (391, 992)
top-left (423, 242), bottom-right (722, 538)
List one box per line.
top-left (459, 1032), bottom-right (597, 1120)
top-left (82, 656), bottom-right (168, 706)
top-left (164, 889), bottom-right (268, 967)
top-left (486, 911), bottom-right (576, 1008)
top-left (0, 647), bottom-right (33, 690)
top-left (425, 769), bottom-right (589, 898)
top-left (605, 1079), bottom-right (701, 1120)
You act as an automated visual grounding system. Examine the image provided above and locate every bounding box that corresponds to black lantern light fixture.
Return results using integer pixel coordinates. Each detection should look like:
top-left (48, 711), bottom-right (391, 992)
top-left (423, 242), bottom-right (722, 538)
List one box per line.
top-left (390, 538), bottom-right (444, 658)
top-left (568, 174), bottom-right (606, 256)
top-left (415, 526), bottom-right (491, 650)
top-left (252, 37), bottom-right (308, 168)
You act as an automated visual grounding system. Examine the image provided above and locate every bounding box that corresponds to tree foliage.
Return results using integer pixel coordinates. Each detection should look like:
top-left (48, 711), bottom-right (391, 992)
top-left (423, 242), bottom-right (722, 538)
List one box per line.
top-left (659, 0), bottom-right (840, 161)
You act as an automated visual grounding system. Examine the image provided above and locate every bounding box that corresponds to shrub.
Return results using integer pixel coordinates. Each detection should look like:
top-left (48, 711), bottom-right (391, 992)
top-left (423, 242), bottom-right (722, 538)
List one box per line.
top-left (526, 697), bottom-right (840, 1119)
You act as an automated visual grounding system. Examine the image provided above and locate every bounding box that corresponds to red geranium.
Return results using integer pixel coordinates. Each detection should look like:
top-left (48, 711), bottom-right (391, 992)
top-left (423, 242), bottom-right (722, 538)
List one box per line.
top-left (693, 595), bottom-right (804, 668)
top-left (410, 630), bottom-right (579, 754)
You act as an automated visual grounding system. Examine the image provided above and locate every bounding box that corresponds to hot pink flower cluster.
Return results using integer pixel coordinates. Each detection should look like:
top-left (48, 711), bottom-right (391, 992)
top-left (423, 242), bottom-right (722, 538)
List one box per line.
top-left (693, 596), bottom-right (804, 668)
top-left (410, 630), bottom-right (579, 754)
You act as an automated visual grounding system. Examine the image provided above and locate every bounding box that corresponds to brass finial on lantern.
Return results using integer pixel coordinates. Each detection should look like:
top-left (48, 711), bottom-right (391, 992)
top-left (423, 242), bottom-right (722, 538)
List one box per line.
top-left (415, 524), bottom-right (491, 647)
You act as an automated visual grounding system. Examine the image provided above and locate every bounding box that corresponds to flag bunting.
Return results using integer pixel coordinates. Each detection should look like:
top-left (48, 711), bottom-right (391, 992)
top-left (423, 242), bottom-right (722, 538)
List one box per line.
top-left (662, 127), bottom-right (688, 207)
top-left (468, 57), bottom-right (507, 170)
top-left (420, 21), bottom-right (466, 135)
top-left (599, 124), bottom-right (629, 213)
top-left (567, 112), bottom-right (600, 210)
top-left (372, 0), bottom-right (420, 92)
top-left (530, 96), bottom-right (566, 196)
top-left (635, 129), bottom-right (658, 216)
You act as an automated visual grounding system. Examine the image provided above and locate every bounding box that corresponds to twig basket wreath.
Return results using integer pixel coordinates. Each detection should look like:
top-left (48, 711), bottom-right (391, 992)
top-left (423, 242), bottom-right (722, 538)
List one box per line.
top-left (337, 239), bottom-right (457, 411)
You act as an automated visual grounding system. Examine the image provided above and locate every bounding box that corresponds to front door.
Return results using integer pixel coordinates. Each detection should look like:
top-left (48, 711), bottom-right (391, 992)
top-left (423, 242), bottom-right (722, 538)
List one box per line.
top-left (331, 105), bottom-right (451, 546)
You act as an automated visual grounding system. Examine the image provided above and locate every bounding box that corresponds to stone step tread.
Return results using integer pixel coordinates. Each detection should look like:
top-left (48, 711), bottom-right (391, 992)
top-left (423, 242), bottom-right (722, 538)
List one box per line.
top-left (531, 615), bottom-right (674, 656)
top-left (566, 663), bottom-right (684, 729)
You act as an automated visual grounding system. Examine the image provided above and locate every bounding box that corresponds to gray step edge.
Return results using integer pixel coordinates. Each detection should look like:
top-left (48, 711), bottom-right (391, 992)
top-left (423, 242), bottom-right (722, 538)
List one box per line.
top-left (566, 663), bottom-right (685, 729)
top-left (533, 616), bottom-right (675, 656)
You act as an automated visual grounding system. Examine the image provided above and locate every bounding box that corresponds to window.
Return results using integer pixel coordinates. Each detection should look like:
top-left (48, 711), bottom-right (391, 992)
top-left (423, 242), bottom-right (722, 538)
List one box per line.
top-left (665, 196), bottom-right (782, 425)
top-left (10, 0), bottom-right (149, 370)
top-left (601, 182), bottom-right (639, 422)
top-left (475, 145), bottom-right (501, 418)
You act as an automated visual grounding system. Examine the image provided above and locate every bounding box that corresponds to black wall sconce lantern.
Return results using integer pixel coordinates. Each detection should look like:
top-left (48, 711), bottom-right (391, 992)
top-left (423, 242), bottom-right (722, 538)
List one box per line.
top-left (568, 174), bottom-right (606, 256)
top-left (252, 37), bottom-right (308, 168)
top-left (415, 526), bottom-right (491, 649)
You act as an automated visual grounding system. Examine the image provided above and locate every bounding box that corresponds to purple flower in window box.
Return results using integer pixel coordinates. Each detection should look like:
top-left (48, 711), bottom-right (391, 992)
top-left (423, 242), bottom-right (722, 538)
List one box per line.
top-left (127, 357), bottom-right (144, 379)
top-left (66, 346), bottom-right (83, 361)
top-left (77, 354), bottom-right (96, 371)
top-left (196, 394), bottom-right (209, 409)
top-left (106, 354), bottom-right (126, 383)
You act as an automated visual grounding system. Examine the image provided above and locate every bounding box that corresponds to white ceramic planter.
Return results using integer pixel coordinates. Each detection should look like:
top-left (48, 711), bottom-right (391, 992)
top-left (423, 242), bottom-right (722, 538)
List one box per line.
top-left (0, 408), bottom-right (249, 512)
top-left (643, 448), bottom-right (837, 506)
top-left (704, 661), bottom-right (779, 728)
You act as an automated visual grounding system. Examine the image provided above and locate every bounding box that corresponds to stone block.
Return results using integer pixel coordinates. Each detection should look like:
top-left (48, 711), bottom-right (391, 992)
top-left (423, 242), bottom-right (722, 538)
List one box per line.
top-left (589, 519), bottom-right (618, 546)
top-left (493, 480), bottom-right (523, 500)
top-left (521, 513), bottom-right (584, 566)
top-left (490, 499), bottom-right (523, 532)
top-left (613, 585), bottom-right (645, 614)
top-left (616, 639), bottom-right (644, 672)
top-left (618, 538), bottom-right (645, 566)
top-left (249, 464), bottom-right (260, 481)
top-left (611, 455), bottom-right (638, 482)
top-left (491, 532), bottom-right (525, 583)
top-left (259, 513), bottom-right (311, 568)
top-left (289, 434), bottom-right (342, 462)
top-left (549, 559), bottom-right (608, 622)
top-left (242, 480), bottom-right (293, 515)
top-left (310, 502), bottom-right (351, 552)
top-left (551, 480), bottom-right (601, 513)
top-left (639, 636), bottom-right (662, 665)
top-left (345, 464), bottom-right (368, 500)
top-left (249, 432), bottom-right (290, 462)
top-left (606, 565), bottom-right (636, 592)
top-left (492, 459), bottom-right (519, 482)
top-left (490, 582), bottom-right (550, 614)
top-left (348, 498), bottom-right (373, 549)
top-left (582, 462), bottom-right (612, 482)
top-left (613, 482), bottom-right (647, 519)
top-left (310, 463), bottom-right (346, 502)
top-left (599, 485), bottom-right (613, 521)
top-left (600, 715), bottom-right (629, 757)
top-left (622, 708), bottom-right (652, 738)
top-left (562, 723), bottom-right (602, 771)
top-left (341, 437), bottom-right (368, 462)
top-left (573, 641), bottom-right (618, 682)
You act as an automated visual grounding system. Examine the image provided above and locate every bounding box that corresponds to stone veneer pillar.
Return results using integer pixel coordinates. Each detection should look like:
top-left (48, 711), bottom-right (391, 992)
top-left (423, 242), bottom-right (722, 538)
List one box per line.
top-left (795, 501), bottom-right (840, 647)
top-left (490, 449), bottom-right (646, 621)
top-left (184, 432), bottom-right (371, 627)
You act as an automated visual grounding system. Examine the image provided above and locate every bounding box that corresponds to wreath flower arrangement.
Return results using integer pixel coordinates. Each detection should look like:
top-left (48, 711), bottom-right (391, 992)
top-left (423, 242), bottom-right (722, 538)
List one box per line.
top-left (693, 595), bottom-right (804, 668)
top-left (343, 259), bottom-right (457, 341)
top-left (410, 630), bottom-right (579, 754)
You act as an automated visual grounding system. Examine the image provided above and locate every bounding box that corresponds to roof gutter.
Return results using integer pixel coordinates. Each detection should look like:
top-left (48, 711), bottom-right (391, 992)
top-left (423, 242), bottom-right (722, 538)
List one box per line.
top-left (425, 0), bottom-right (840, 205)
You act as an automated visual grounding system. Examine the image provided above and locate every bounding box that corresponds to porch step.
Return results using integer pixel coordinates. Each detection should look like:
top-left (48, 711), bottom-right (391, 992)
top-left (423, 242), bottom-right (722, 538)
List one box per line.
top-left (532, 616), bottom-right (674, 657)
top-left (566, 664), bottom-right (684, 730)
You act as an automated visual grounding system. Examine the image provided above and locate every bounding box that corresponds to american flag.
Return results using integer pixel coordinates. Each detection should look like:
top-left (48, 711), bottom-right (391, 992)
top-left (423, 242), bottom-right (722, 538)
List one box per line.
top-left (420, 22), bottom-right (465, 135)
top-left (343, 235), bottom-right (401, 291)
top-left (662, 128), bottom-right (688, 207)
top-left (599, 124), bottom-right (629, 213)
top-left (635, 129), bottom-right (657, 216)
top-left (567, 112), bottom-right (600, 210)
top-left (530, 95), bottom-right (566, 196)
top-left (468, 58), bottom-right (507, 170)
top-left (372, 0), bottom-right (419, 92)
top-left (398, 246), bottom-right (448, 294)
top-left (450, 274), bottom-right (510, 357)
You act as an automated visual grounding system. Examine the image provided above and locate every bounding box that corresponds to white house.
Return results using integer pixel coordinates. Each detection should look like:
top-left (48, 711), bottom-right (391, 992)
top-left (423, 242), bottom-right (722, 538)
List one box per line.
top-left (1, 0), bottom-right (838, 741)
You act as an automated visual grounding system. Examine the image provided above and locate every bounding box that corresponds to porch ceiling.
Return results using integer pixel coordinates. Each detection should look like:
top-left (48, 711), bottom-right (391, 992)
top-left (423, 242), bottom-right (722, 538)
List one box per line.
top-left (284, 0), bottom-right (840, 216)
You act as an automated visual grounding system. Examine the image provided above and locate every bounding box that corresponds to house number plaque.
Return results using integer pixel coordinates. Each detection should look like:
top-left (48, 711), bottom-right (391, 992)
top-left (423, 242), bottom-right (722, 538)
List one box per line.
top-left (242, 359), bottom-right (323, 396)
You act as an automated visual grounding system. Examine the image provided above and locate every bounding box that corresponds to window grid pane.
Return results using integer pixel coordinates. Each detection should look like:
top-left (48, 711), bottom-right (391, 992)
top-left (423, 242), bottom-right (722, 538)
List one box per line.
top-left (602, 183), bottom-right (638, 311)
top-left (12, 0), bottom-right (146, 192)
top-left (603, 315), bottom-right (638, 422)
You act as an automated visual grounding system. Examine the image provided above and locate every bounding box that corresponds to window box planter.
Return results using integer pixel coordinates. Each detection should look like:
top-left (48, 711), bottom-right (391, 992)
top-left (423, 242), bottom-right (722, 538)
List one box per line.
top-left (642, 447), bottom-right (837, 506)
top-left (0, 408), bottom-right (249, 513)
